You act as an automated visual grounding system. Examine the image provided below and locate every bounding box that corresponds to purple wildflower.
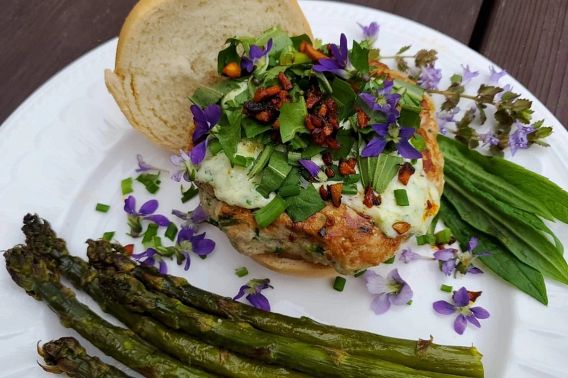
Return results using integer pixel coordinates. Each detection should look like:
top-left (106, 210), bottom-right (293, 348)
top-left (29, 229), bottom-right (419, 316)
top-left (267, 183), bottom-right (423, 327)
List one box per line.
top-left (241, 39), bottom-right (273, 73)
top-left (436, 107), bottom-right (460, 134)
top-left (172, 205), bottom-right (209, 228)
top-left (364, 269), bottom-right (413, 315)
top-left (496, 83), bottom-right (513, 101)
top-left (132, 247), bottom-right (167, 274)
top-left (479, 132), bottom-right (500, 146)
top-left (359, 80), bottom-right (401, 123)
top-left (509, 122), bottom-right (535, 155)
top-left (189, 104), bottom-right (221, 165)
top-left (361, 124), bottom-right (422, 159)
top-left (488, 65), bottom-right (507, 84)
top-left (418, 66), bottom-right (442, 90)
top-left (433, 237), bottom-right (488, 276)
top-left (399, 248), bottom-right (429, 264)
top-left (170, 150), bottom-right (195, 182)
top-left (175, 226), bottom-right (216, 271)
top-left (313, 33), bottom-right (350, 78)
top-left (136, 154), bottom-right (164, 173)
top-left (358, 21), bottom-right (380, 42)
top-left (234, 278), bottom-right (273, 311)
top-left (461, 65), bottom-right (479, 84)
top-left (298, 159), bottom-right (322, 179)
top-left (124, 195), bottom-right (170, 236)
top-left (433, 287), bottom-right (490, 335)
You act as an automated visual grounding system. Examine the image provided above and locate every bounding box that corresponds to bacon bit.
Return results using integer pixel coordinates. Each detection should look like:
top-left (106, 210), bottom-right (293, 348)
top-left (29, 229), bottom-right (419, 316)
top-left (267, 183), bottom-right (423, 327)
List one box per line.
top-left (253, 86), bottom-right (281, 102)
top-left (255, 111), bottom-right (274, 123)
top-left (392, 222), bottom-right (411, 235)
top-left (305, 87), bottom-right (323, 109)
top-left (467, 290), bottom-right (483, 303)
top-left (356, 108), bottom-right (370, 129)
top-left (318, 103), bottom-right (328, 117)
top-left (398, 162), bottom-right (416, 185)
top-left (363, 186), bottom-right (381, 208)
top-left (325, 215), bottom-right (335, 227)
top-left (300, 41), bottom-right (328, 61)
top-left (326, 138), bottom-right (340, 150)
top-left (278, 72), bottom-right (293, 90)
top-left (222, 62), bottom-right (241, 78)
top-left (339, 160), bottom-right (356, 176)
top-left (329, 183), bottom-right (343, 207)
top-left (319, 185), bottom-right (330, 200)
top-left (324, 167), bottom-right (335, 178)
top-left (322, 152), bottom-right (333, 166)
top-left (273, 119), bottom-right (280, 129)
top-left (123, 244), bottom-right (134, 256)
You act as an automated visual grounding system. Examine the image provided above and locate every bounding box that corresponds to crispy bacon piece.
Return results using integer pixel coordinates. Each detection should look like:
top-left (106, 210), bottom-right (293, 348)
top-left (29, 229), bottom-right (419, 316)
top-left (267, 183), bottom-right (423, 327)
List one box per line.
top-left (392, 221), bottom-right (411, 235)
top-left (356, 108), bottom-right (370, 129)
top-left (300, 41), bottom-right (328, 61)
top-left (398, 162), bottom-right (416, 185)
top-left (278, 72), bottom-right (293, 90)
top-left (319, 185), bottom-right (330, 201)
top-left (324, 167), bottom-right (335, 178)
top-left (322, 152), bottom-right (333, 166)
top-left (255, 110), bottom-right (275, 123)
top-left (363, 186), bottom-right (381, 208)
top-left (305, 87), bottom-right (323, 109)
top-left (339, 159), bottom-right (356, 176)
top-left (253, 86), bottom-right (281, 102)
top-left (329, 183), bottom-right (343, 207)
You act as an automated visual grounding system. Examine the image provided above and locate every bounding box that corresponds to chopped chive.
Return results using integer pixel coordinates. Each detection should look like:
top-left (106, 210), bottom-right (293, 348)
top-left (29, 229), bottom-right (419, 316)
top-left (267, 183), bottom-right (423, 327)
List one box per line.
top-left (181, 184), bottom-right (199, 203)
top-left (235, 266), bottom-right (249, 277)
top-left (142, 223), bottom-right (159, 246)
top-left (95, 203), bottom-right (110, 213)
top-left (102, 231), bottom-right (115, 241)
top-left (233, 155), bottom-right (254, 167)
top-left (407, 300), bottom-right (413, 305)
top-left (248, 145), bottom-right (274, 178)
top-left (121, 177), bottom-right (134, 195)
top-left (440, 284), bottom-right (453, 293)
top-left (383, 256), bottom-right (395, 264)
top-left (136, 173), bottom-right (161, 194)
top-left (394, 189), bottom-right (409, 206)
top-left (164, 223), bottom-right (178, 241)
top-left (354, 269), bottom-right (367, 278)
top-left (416, 234), bottom-right (436, 245)
top-left (287, 151), bottom-right (302, 165)
top-left (254, 196), bottom-right (288, 228)
top-left (342, 184), bottom-right (358, 195)
top-left (435, 228), bottom-right (453, 244)
top-left (333, 276), bottom-right (346, 292)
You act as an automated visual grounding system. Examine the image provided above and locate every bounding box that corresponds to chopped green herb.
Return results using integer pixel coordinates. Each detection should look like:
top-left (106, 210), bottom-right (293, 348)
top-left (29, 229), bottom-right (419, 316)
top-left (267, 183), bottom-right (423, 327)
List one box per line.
top-left (102, 231), bottom-right (115, 242)
top-left (254, 196), bottom-right (288, 228)
top-left (95, 203), bottom-right (110, 213)
top-left (208, 138), bottom-right (223, 155)
top-left (440, 284), bottom-right (453, 293)
top-left (121, 177), bottom-right (134, 195)
top-left (331, 78), bottom-right (358, 119)
top-left (248, 145), bottom-right (274, 178)
top-left (285, 185), bottom-right (326, 222)
top-left (348, 40), bottom-right (370, 75)
top-left (257, 151), bottom-right (292, 197)
top-left (394, 189), bottom-right (409, 206)
top-left (243, 117), bottom-right (271, 138)
top-left (411, 135), bottom-right (427, 152)
top-left (359, 154), bottom-right (403, 193)
top-left (407, 300), bottom-right (413, 305)
top-left (342, 184), bottom-right (358, 195)
top-left (278, 169), bottom-right (301, 198)
top-left (142, 223), bottom-right (159, 246)
top-left (416, 234), bottom-right (436, 245)
top-left (136, 173), bottom-right (161, 194)
top-left (333, 276), bottom-right (346, 292)
top-left (279, 97), bottom-right (308, 143)
top-left (287, 151), bottom-right (302, 165)
top-left (235, 266), bottom-right (249, 277)
top-left (165, 223), bottom-right (179, 242)
top-left (181, 184), bottom-right (199, 203)
top-left (434, 229), bottom-right (454, 245)
top-left (301, 144), bottom-right (325, 159)
top-left (383, 256), bottom-right (396, 264)
top-left (217, 110), bottom-right (242, 164)
top-left (398, 108), bottom-right (421, 128)
top-left (354, 269), bottom-right (367, 278)
top-left (332, 129), bottom-right (355, 160)
top-left (233, 155), bottom-right (254, 167)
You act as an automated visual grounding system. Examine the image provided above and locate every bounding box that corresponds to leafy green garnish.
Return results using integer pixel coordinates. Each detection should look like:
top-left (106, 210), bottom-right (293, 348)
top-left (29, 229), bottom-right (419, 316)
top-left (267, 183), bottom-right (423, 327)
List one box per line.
top-left (136, 173), bottom-right (161, 194)
top-left (349, 40), bottom-right (370, 75)
top-left (331, 78), bottom-right (357, 120)
top-left (359, 154), bottom-right (403, 193)
top-left (121, 177), bottom-right (134, 195)
top-left (257, 151), bottom-right (292, 197)
top-left (254, 196), bottom-right (288, 228)
top-left (285, 184), bottom-right (326, 222)
top-left (290, 34), bottom-right (312, 50)
top-left (242, 117), bottom-right (271, 139)
top-left (216, 111), bottom-right (242, 164)
top-left (248, 145), bottom-right (274, 178)
top-left (279, 97), bottom-right (308, 143)
top-left (255, 27), bottom-right (293, 60)
top-left (278, 168), bottom-right (301, 198)
top-left (190, 80), bottom-right (242, 107)
top-left (217, 39), bottom-right (240, 74)
top-left (181, 184), bottom-right (199, 203)
top-left (332, 129), bottom-right (355, 160)
top-left (398, 108), bottom-right (421, 128)
top-left (165, 222), bottom-right (178, 241)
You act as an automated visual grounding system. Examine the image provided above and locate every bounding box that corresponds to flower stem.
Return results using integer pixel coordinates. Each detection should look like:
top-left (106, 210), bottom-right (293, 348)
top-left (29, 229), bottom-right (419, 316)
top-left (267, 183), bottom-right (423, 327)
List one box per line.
top-left (426, 89), bottom-right (479, 102)
top-left (379, 55), bottom-right (416, 59)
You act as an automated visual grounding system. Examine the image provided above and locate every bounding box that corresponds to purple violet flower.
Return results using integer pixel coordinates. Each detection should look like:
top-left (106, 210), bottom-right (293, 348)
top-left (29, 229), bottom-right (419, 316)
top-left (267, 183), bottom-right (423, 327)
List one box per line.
top-left (313, 33), bottom-right (350, 78)
top-left (418, 66), bottom-right (442, 90)
top-left (436, 107), bottom-right (460, 134)
top-left (298, 159), bottom-right (322, 179)
top-left (359, 80), bottom-right (401, 123)
top-left (241, 39), bottom-right (273, 74)
top-left (364, 269), bottom-right (413, 315)
top-left (433, 287), bottom-right (490, 335)
top-left (132, 248), bottom-right (168, 274)
top-left (358, 21), bottom-right (380, 42)
top-left (488, 65), bottom-right (507, 84)
top-left (461, 65), bottom-right (479, 84)
top-left (361, 123), bottom-right (422, 159)
top-left (136, 154), bottom-right (164, 173)
top-left (434, 237), bottom-right (488, 276)
top-left (170, 150), bottom-right (195, 182)
top-left (175, 226), bottom-right (216, 271)
top-left (124, 195), bottom-right (170, 237)
top-left (189, 104), bottom-right (221, 165)
top-left (234, 278), bottom-right (273, 311)
top-left (496, 83), bottom-right (513, 101)
top-left (399, 248), bottom-right (429, 264)
top-left (172, 205), bottom-right (209, 228)
top-left (509, 122), bottom-right (535, 155)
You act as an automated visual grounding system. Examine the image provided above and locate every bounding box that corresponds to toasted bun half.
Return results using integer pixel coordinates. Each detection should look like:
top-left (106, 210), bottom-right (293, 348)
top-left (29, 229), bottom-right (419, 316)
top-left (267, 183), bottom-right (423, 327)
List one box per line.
top-left (105, 0), bottom-right (312, 151)
top-left (252, 254), bottom-right (337, 277)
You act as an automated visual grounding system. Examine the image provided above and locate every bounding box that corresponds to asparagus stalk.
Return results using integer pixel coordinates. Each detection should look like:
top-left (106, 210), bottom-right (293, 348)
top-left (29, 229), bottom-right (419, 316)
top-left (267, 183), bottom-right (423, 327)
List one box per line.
top-left (38, 337), bottom-right (131, 377)
top-left (86, 237), bottom-right (483, 378)
top-left (22, 215), bottom-right (307, 378)
top-left (4, 246), bottom-right (213, 378)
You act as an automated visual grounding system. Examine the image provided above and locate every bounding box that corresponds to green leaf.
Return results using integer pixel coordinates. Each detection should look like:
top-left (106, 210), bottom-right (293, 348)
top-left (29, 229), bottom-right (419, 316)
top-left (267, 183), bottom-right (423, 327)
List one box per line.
top-left (217, 40), bottom-right (240, 74)
top-left (331, 78), bottom-right (357, 120)
top-left (248, 145), bottom-right (274, 178)
top-left (476, 85), bottom-right (503, 104)
top-left (257, 151), bottom-right (292, 197)
top-left (440, 198), bottom-right (548, 304)
top-left (216, 111), bottom-right (242, 164)
top-left (301, 144), bottom-right (325, 159)
top-left (189, 80), bottom-right (242, 107)
top-left (262, 66), bottom-right (289, 84)
top-left (255, 27), bottom-right (293, 60)
top-left (285, 184), bottom-right (326, 222)
top-left (332, 129), bottom-right (355, 160)
top-left (398, 108), bottom-right (421, 128)
top-left (349, 40), bottom-right (369, 74)
top-left (444, 176), bottom-right (568, 284)
top-left (254, 196), bottom-right (288, 228)
top-left (278, 168), bottom-right (301, 198)
top-left (291, 34), bottom-right (312, 50)
top-left (242, 117), bottom-right (271, 139)
top-left (359, 154), bottom-right (403, 193)
top-left (279, 97), bottom-right (308, 143)
top-left (136, 173), bottom-right (161, 194)
top-left (396, 45), bottom-right (411, 55)
top-left (181, 184), bottom-right (199, 203)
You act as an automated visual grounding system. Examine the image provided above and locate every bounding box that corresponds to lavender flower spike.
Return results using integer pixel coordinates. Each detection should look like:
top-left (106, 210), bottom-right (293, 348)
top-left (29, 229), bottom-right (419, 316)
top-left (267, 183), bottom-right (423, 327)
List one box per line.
top-left (358, 21), bottom-right (380, 42)
top-left (433, 287), bottom-right (490, 335)
top-left (461, 65), bottom-right (479, 84)
top-left (509, 122), bottom-right (535, 155)
top-left (364, 269), bottom-right (413, 315)
top-left (418, 66), bottom-right (442, 90)
top-left (488, 65), bottom-right (507, 84)
top-left (234, 278), bottom-right (273, 311)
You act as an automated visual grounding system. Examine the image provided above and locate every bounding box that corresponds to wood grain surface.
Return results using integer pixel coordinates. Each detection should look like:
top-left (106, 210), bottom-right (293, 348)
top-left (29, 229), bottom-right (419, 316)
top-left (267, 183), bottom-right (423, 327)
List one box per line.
top-left (1, 0), bottom-right (566, 128)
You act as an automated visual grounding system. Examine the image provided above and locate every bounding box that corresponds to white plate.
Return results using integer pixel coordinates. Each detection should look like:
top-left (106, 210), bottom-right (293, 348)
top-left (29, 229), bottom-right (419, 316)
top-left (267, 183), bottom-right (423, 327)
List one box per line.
top-left (1, 1), bottom-right (567, 377)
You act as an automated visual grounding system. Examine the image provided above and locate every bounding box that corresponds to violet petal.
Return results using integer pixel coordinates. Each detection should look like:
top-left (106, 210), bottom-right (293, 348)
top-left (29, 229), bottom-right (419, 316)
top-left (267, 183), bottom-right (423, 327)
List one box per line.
top-left (453, 287), bottom-right (471, 307)
top-left (190, 140), bottom-right (208, 165)
top-left (397, 140), bottom-right (423, 159)
top-left (158, 259), bottom-right (168, 275)
top-left (470, 306), bottom-right (490, 319)
top-left (233, 285), bottom-right (247, 301)
top-left (361, 136), bottom-right (387, 157)
top-left (247, 293), bottom-right (271, 312)
top-left (298, 159), bottom-right (321, 178)
top-left (433, 300), bottom-right (456, 315)
top-left (123, 195), bottom-right (136, 215)
top-left (364, 270), bottom-right (387, 295)
top-left (138, 199), bottom-right (159, 216)
top-left (454, 314), bottom-right (467, 335)
top-left (466, 315), bottom-right (481, 328)
top-left (468, 237), bottom-right (479, 251)
top-left (467, 266), bottom-right (484, 274)
top-left (370, 293), bottom-right (391, 315)
top-left (192, 238), bottom-right (216, 256)
top-left (183, 252), bottom-right (191, 271)
top-left (144, 214), bottom-right (170, 227)
top-left (390, 282), bottom-right (413, 305)
top-left (191, 205), bottom-right (209, 224)
top-left (434, 249), bottom-right (456, 262)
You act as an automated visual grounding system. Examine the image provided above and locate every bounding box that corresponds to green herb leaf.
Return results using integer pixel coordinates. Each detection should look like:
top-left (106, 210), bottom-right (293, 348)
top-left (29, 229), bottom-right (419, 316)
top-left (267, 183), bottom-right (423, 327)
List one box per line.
top-left (217, 110), bottom-right (242, 164)
top-left (255, 27), bottom-right (293, 60)
top-left (190, 80), bottom-right (242, 107)
top-left (331, 78), bottom-right (358, 120)
top-left (398, 108), bottom-right (421, 128)
top-left (242, 117), bottom-right (271, 139)
top-left (440, 198), bottom-right (548, 304)
top-left (142, 223), bottom-right (159, 246)
top-left (208, 138), bottom-right (223, 155)
top-left (217, 40), bottom-right (241, 74)
top-left (396, 45), bottom-right (411, 55)
top-left (257, 151), bottom-right (292, 197)
top-left (165, 223), bottom-right (178, 241)
top-left (235, 266), bottom-right (249, 277)
top-left (359, 154), bottom-right (403, 193)
top-left (121, 177), bottom-right (134, 195)
top-left (279, 97), bottom-right (308, 143)
top-left (349, 40), bottom-right (369, 75)
top-left (394, 189), bottom-right (409, 206)
top-left (278, 168), bottom-right (301, 198)
top-left (440, 284), bottom-right (453, 293)
top-left (254, 195), bottom-right (288, 228)
top-left (95, 203), bottom-right (110, 213)
top-left (136, 173), bottom-right (161, 194)
top-left (285, 184), bottom-right (326, 222)
top-left (102, 231), bottom-right (115, 242)
top-left (291, 34), bottom-right (312, 50)
top-left (181, 184), bottom-right (199, 203)
top-left (333, 276), bottom-right (346, 292)
top-left (248, 145), bottom-right (274, 178)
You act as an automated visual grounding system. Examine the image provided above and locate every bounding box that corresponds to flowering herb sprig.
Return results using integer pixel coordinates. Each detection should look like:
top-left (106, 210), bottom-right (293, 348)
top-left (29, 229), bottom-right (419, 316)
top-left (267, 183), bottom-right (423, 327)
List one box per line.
top-left (132, 247), bottom-right (169, 274)
top-left (174, 226), bottom-right (216, 271)
top-left (123, 195), bottom-right (170, 237)
top-left (364, 269), bottom-right (413, 314)
top-left (241, 39), bottom-right (273, 74)
top-left (433, 237), bottom-right (488, 277)
top-left (433, 287), bottom-right (490, 335)
top-left (399, 248), bottom-right (431, 264)
top-left (234, 278), bottom-right (273, 311)
top-left (358, 22), bottom-right (380, 44)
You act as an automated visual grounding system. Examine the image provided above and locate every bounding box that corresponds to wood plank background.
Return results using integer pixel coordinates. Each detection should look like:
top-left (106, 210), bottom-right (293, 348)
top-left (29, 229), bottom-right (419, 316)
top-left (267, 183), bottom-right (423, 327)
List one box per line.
top-left (1, 0), bottom-right (566, 127)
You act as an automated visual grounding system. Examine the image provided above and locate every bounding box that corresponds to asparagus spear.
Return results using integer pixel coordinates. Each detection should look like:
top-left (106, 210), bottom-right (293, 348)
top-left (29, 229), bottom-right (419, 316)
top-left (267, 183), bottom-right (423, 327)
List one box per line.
top-left (85, 238), bottom-right (483, 378)
top-left (22, 215), bottom-right (307, 378)
top-left (38, 337), bottom-right (131, 377)
top-left (4, 246), bottom-right (213, 378)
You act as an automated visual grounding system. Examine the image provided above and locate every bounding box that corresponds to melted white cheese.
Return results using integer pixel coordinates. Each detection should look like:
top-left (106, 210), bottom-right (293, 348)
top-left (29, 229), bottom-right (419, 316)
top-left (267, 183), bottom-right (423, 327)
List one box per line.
top-left (195, 140), bottom-right (274, 209)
